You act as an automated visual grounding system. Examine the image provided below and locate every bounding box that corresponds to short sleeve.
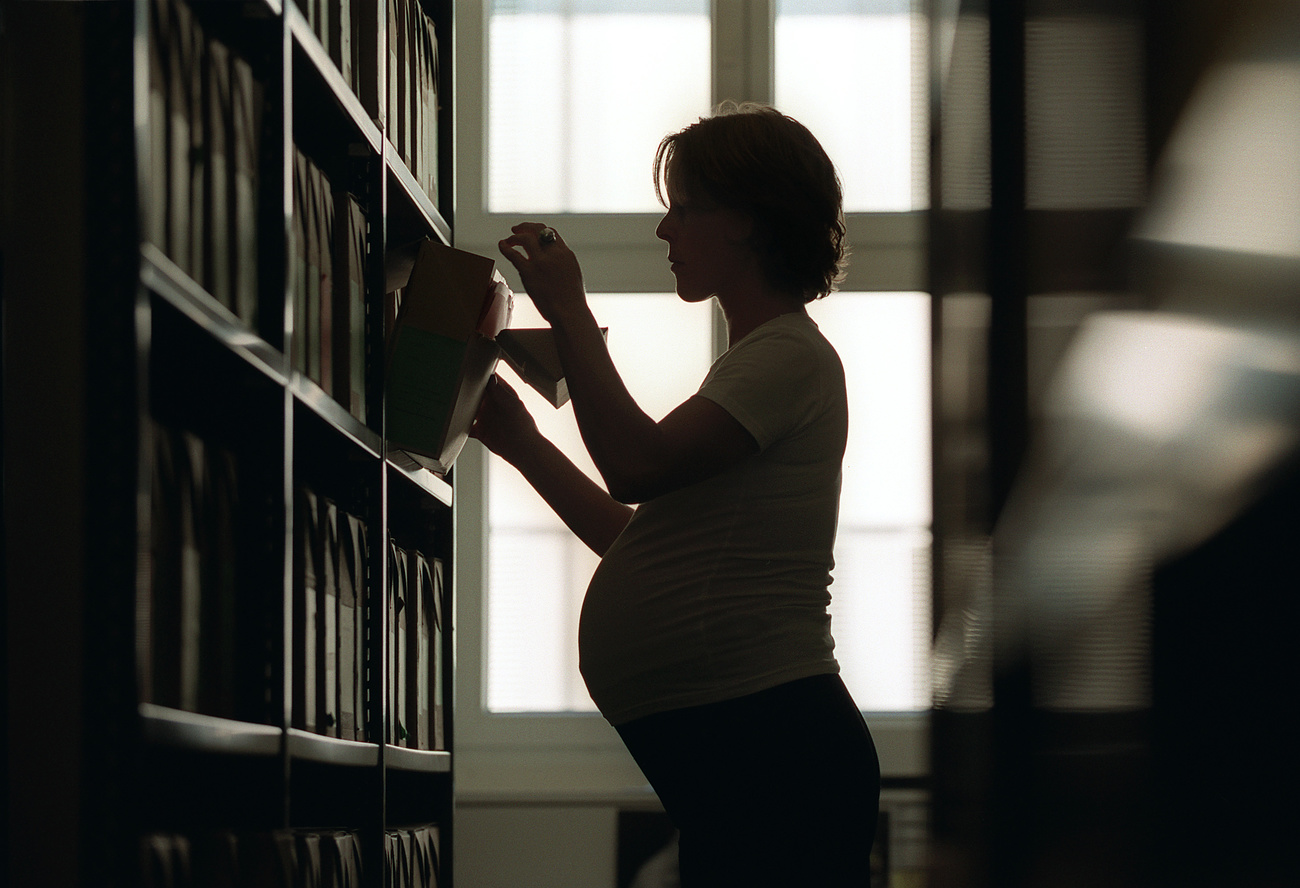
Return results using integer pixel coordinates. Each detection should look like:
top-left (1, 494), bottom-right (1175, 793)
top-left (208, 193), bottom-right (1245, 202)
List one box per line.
top-left (697, 320), bottom-right (827, 451)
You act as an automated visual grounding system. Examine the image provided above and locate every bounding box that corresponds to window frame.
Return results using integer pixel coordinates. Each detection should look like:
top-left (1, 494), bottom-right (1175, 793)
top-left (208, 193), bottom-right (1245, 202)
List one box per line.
top-left (451, 0), bottom-right (930, 802)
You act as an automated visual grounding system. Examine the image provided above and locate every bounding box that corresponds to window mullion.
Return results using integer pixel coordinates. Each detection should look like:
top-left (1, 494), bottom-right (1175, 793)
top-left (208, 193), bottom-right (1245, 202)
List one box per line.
top-left (712, 0), bottom-right (774, 105)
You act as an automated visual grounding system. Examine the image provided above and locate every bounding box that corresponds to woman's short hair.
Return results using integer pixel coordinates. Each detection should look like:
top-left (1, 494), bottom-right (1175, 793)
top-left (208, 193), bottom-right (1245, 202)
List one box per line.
top-left (654, 102), bottom-right (847, 302)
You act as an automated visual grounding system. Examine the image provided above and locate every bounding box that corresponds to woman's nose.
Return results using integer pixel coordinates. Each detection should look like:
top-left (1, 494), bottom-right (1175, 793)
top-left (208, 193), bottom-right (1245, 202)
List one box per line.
top-left (655, 214), bottom-right (672, 242)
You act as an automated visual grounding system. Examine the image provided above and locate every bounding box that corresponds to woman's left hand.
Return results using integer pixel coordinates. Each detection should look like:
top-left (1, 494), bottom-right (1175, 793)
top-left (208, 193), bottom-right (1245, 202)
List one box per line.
top-left (497, 223), bottom-right (588, 325)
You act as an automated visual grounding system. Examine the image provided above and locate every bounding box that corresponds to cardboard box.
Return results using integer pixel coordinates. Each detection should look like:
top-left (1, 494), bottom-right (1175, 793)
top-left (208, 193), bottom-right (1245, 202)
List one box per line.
top-left (497, 326), bottom-right (607, 408)
top-left (386, 238), bottom-right (513, 473)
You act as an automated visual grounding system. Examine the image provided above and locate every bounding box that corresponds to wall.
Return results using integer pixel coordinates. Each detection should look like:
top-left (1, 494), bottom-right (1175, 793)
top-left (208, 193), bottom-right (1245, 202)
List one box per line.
top-left (454, 790), bottom-right (931, 888)
top-left (455, 805), bottom-right (624, 888)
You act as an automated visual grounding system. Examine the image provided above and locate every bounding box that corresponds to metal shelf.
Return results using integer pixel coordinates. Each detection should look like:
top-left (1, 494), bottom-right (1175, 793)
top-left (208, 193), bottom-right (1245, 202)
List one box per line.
top-left (385, 745), bottom-right (452, 775)
top-left (292, 373), bottom-right (384, 459)
top-left (287, 728), bottom-right (381, 767)
top-left (139, 703), bottom-right (283, 757)
top-left (388, 450), bottom-right (455, 508)
top-left (141, 243), bottom-right (289, 386)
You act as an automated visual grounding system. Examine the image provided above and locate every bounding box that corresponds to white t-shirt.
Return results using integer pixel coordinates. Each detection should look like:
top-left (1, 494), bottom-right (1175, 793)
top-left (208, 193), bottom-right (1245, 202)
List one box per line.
top-left (579, 312), bottom-right (848, 725)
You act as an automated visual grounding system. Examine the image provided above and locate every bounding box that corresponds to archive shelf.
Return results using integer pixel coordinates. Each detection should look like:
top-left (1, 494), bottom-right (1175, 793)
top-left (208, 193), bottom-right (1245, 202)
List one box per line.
top-left (3, 1), bottom-right (458, 885)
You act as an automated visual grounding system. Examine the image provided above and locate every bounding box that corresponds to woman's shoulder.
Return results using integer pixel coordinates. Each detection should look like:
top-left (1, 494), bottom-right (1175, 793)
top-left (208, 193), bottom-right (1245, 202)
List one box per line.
top-left (734, 310), bottom-right (832, 352)
top-left (712, 311), bottom-right (844, 389)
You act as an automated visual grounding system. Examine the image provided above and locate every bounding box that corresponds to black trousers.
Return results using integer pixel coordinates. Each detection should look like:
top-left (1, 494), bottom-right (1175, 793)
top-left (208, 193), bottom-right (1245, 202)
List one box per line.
top-left (615, 674), bottom-right (881, 887)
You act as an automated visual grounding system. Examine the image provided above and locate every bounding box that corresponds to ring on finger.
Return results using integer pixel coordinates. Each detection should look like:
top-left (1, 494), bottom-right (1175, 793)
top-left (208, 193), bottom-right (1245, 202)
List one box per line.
top-left (538, 227), bottom-right (558, 246)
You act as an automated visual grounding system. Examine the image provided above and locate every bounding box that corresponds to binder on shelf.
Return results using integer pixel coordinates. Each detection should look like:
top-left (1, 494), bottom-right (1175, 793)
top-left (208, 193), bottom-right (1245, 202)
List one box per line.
top-left (329, 0), bottom-right (357, 94)
top-left (140, 832), bottom-right (192, 888)
top-left (381, 0), bottom-right (440, 200)
top-left (336, 509), bottom-right (364, 741)
top-left (147, 1), bottom-right (263, 327)
top-left (229, 52), bottom-right (261, 327)
top-left (431, 557), bottom-right (445, 751)
top-left (294, 831), bottom-right (323, 888)
top-left (200, 444), bottom-right (240, 719)
top-left (348, 511), bottom-right (371, 741)
top-left (177, 431), bottom-right (206, 713)
top-left (416, 824), bottom-right (441, 888)
top-left (384, 831), bottom-right (404, 887)
top-left (148, 419), bottom-right (264, 722)
top-left (393, 0), bottom-right (413, 169)
top-left (165, 0), bottom-right (196, 278)
top-left (387, 824), bottom-right (440, 888)
top-left (314, 161), bottom-right (337, 397)
top-left (386, 0), bottom-right (399, 143)
top-left (304, 157), bottom-right (325, 386)
top-left (148, 420), bottom-right (189, 709)
top-left (404, 550), bottom-right (429, 749)
top-left (385, 238), bottom-right (513, 474)
top-left (146, 0), bottom-right (169, 253)
top-left (400, 550), bottom-right (444, 751)
top-left (333, 190), bottom-right (367, 422)
top-left (388, 542), bottom-right (408, 744)
top-left (322, 830), bottom-right (364, 888)
top-left (293, 486), bottom-right (321, 733)
top-left (320, 498), bottom-right (340, 737)
top-left (415, 4), bottom-right (440, 201)
top-left (203, 36), bottom-right (233, 311)
top-left (241, 830), bottom-right (298, 888)
top-left (405, 1), bottom-right (424, 184)
top-left (292, 149), bottom-right (311, 376)
top-left (185, 9), bottom-right (208, 287)
top-left (395, 543), bottom-right (408, 746)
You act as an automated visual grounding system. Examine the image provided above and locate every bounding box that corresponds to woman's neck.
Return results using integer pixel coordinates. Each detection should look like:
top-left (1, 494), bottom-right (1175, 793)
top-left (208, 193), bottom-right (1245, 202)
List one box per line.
top-left (718, 287), bottom-right (808, 347)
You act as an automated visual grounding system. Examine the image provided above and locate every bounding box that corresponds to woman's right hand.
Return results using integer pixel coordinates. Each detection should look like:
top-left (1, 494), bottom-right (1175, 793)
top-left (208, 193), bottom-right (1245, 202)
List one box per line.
top-left (470, 375), bottom-right (539, 464)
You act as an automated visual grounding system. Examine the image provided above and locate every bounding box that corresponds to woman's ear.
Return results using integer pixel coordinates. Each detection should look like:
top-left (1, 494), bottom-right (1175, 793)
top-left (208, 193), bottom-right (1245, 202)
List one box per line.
top-left (722, 207), bottom-right (756, 246)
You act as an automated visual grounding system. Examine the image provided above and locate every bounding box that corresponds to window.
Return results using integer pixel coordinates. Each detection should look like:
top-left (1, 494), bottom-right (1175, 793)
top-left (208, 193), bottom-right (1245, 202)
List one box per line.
top-left (453, 0), bottom-right (930, 789)
top-left (807, 292), bottom-right (932, 711)
top-left (487, 0), bottom-right (711, 213)
top-left (775, 0), bottom-right (928, 212)
top-left (486, 293), bottom-right (716, 712)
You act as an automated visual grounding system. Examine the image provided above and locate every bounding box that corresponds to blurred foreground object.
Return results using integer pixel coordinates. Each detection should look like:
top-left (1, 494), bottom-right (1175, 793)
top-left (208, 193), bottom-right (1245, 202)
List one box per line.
top-left (990, 1), bottom-right (1300, 885)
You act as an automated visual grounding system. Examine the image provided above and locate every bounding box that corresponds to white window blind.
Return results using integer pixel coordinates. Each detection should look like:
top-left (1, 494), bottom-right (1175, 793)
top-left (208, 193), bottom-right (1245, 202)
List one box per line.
top-left (488, 0), bottom-right (711, 213)
top-left (775, 0), bottom-right (928, 212)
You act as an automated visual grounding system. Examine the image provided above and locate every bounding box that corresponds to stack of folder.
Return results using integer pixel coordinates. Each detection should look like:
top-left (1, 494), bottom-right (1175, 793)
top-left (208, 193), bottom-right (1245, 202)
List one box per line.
top-left (147, 419), bottom-right (269, 724)
top-left (293, 487), bottom-right (371, 741)
top-left (387, 542), bottom-right (445, 750)
top-left (291, 149), bottom-right (369, 422)
top-left (146, 0), bottom-right (263, 326)
top-left (387, 0), bottom-right (441, 200)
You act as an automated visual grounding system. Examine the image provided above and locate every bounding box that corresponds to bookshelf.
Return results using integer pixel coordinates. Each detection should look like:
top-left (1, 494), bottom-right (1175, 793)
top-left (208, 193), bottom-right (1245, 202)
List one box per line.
top-left (2, 1), bottom-right (457, 885)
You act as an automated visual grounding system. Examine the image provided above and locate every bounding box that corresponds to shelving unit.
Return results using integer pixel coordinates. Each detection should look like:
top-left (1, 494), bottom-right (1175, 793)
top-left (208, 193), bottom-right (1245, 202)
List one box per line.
top-left (2, 1), bottom-right (457, 885)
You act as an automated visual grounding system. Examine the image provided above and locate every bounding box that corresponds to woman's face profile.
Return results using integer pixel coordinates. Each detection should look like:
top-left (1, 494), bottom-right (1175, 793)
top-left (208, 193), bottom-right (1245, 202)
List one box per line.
top-left (655, 177), bottom-right (755, 304)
